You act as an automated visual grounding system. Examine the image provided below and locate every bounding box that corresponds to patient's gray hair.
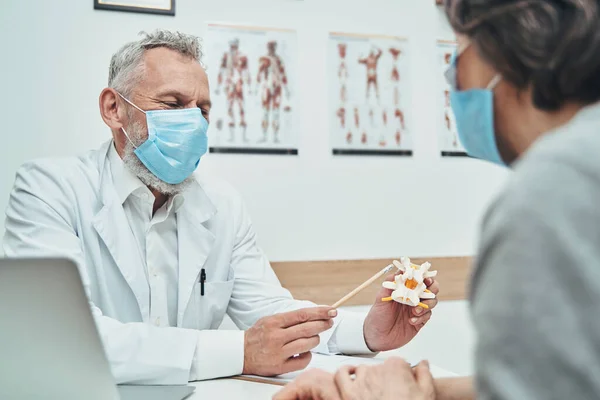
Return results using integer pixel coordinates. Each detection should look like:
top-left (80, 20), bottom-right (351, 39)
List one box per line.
top-left (108, 29), bottom-right (204, 98)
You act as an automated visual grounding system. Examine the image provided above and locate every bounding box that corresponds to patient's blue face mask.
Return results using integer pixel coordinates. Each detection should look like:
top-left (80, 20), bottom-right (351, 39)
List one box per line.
top-left (117, 93), bottom-right (209, 184)
top-left (444, 43), bottom-right (505, 166)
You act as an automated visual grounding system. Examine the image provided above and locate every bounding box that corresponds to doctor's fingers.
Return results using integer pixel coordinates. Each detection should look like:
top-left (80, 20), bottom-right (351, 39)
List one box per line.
top-left (282, 336), bottom-right (321, 358)
top-left (410, 310), bottom-right (432, 327)
top-left (412, 298), bottom-right (438, 317)
top-left (284, 319), bottom-right (334, 343)
top-left (424, 278), bottom-right (439, 294)
top-left (412, 280), bottom-right (439, 317)
top-left (280, 352), bottom-right (313, 375)
top-left (275, 307), bottom-right (336, 329)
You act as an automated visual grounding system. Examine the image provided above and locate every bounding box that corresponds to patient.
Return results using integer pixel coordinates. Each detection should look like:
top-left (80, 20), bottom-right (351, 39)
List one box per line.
top-left (275, 0), bottom-right (600, 398)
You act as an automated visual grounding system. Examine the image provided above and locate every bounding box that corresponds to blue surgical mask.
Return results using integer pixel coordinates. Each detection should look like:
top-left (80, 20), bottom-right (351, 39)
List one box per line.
top-left (118, 93), bottom-right (209, 184)
top-left (445, 47), bottom-right (505, 166)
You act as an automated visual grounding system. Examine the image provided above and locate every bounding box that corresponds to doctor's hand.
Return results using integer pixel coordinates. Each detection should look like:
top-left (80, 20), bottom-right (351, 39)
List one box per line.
top-left (243, 307), bottom-right (336, 376)
top-left (363, 274), bottom-right (439, 352)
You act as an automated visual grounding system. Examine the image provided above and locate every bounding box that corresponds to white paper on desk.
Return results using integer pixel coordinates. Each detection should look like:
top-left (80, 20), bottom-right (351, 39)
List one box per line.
top-left (240, 353), bottom-right (413, 384)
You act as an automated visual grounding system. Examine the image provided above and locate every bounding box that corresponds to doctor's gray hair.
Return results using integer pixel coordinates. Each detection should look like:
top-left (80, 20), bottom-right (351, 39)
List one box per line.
top-left (108, 29), bottom-right (204, 98)
top-left (445, 0), bottom-right (600, 111)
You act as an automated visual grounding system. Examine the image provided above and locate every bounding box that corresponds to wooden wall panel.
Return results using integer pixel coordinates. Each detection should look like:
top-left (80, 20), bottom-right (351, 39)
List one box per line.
top-left (271, 257), bottom-right (472, 306)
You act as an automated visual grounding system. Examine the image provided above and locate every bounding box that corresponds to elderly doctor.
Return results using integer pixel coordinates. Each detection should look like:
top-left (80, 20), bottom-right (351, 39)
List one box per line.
top-left (2, 30), bottom-right (439, 385)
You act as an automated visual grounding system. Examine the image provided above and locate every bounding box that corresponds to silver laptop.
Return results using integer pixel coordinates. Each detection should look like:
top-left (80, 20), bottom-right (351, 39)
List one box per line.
top-left (0, 258), bottom-right (195, 400)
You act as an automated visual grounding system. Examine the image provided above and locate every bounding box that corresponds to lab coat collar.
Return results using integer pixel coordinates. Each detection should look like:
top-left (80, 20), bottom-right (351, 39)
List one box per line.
top-left (106, 142), bottom-right (146, 205)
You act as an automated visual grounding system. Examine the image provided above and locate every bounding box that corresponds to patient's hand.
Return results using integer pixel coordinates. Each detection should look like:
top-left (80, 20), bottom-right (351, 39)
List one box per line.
top-left (334, 358), bottom-right (435, 400)
top-left (273, 358), bottom-right (435, 400)
top-left (273, 369), bottom-right (341, 400)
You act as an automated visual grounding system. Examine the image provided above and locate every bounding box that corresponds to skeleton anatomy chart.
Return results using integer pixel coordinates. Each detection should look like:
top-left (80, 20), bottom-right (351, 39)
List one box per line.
top-left (437, 40), bottom-right (467, 156)
top-left (205, 24), bottom-right (298, 155)
top-left (329, 32), bottom-right (412, 156)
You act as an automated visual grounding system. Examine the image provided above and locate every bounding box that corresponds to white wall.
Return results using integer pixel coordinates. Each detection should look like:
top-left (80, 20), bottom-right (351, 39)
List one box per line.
top-left (0, 0), bottom-right (508, 261)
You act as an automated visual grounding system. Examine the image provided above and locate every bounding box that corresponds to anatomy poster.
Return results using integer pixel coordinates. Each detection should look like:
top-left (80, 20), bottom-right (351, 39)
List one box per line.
top-left (329, 32), bottom-right (412, 156)
top-left (205, 24), bottom-right (298, 155)
top-left (437, 40), bottom-right (467, 157)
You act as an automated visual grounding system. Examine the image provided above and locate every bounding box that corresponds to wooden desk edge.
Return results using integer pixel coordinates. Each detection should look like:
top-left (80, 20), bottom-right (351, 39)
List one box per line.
top-left (231, 375), bottom-right (286, 387)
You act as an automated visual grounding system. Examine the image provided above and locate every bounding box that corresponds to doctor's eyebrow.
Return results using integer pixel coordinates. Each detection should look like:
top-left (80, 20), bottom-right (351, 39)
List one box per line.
top-left (198, 99), bottom-right (212, 109)
top-left (153, 89), bottom-right (190, 101)
top-left (153, 89), bottom-right (211, 109)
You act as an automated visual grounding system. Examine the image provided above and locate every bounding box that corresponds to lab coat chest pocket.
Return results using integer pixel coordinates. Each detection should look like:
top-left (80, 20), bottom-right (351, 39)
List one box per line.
top-left (196, 280), bottom-right (234, 329)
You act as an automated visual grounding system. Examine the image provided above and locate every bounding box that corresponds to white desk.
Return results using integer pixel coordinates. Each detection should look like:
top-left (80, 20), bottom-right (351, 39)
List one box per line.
top-left (187, 354), bottom-right (457, 399)
top-left (190, 379), bottom-right (280, 399)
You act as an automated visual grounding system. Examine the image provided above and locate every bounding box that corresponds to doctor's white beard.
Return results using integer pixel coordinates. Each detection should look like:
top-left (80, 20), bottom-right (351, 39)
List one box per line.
top-left (121, 120), bottom-right (193, 196)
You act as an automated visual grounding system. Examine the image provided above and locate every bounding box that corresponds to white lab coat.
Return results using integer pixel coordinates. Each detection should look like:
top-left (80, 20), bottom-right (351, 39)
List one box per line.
top-left (2, 141), bottom-right (368, 385)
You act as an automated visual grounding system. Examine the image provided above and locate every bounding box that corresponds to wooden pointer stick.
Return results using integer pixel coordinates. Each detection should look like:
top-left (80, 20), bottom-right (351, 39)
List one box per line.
top-left (331, 264), bottom-right (396, 308)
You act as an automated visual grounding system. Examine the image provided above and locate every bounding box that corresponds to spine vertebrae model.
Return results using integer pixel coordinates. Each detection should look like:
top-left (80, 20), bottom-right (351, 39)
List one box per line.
top-left (381, 257), bottom-right (437, 308)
